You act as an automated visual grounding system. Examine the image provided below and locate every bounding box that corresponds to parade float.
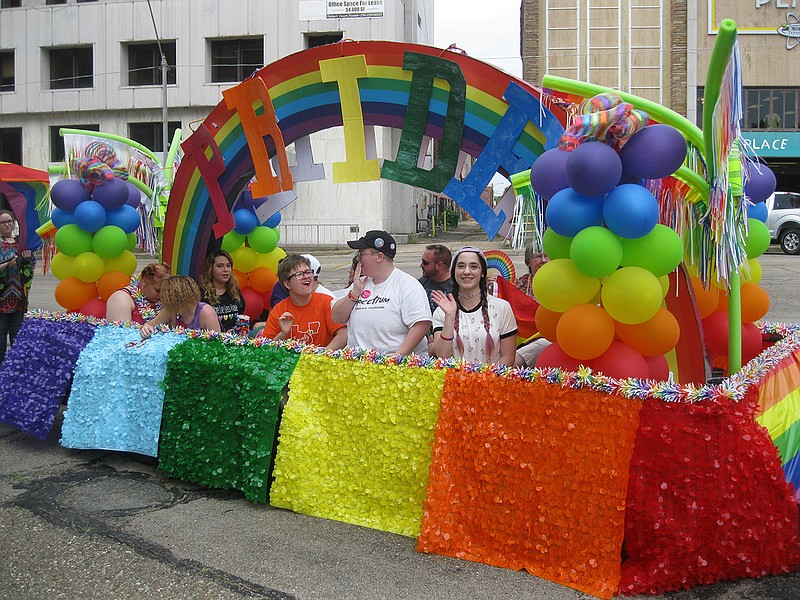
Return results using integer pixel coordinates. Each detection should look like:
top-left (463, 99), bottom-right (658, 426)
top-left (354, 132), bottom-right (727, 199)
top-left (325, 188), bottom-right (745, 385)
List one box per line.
top-left (1, 19), bottom-right (800, 600)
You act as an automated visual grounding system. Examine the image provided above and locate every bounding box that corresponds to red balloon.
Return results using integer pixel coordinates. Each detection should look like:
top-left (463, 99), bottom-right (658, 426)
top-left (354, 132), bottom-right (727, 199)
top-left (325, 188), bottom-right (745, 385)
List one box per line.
top-left (240, 286), bottom-right (265, 320)
top-left (79, 297), bottom-right (106, 319)
top-left (644, 354), bottom-right (670, 381)
top-left (588, 342), bottom-right (649, 379)
top-left (702, 311), bottom-right (730, 357)
top-left (742, 322), bottom-right (764, 363)
top-left (534, 343), bottom-right (584, 372)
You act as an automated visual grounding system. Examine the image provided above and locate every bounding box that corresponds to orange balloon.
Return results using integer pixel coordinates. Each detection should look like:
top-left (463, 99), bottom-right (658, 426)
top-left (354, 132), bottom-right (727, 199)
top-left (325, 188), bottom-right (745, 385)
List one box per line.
top-left (55, 277), bottom-right (98, 311)
top-left (615, 307), bottom-right (681, 357)
top-left (534, 305), bottom-right (562, 343)
top-left (690, 277), bottom-right (719, 319)
top-left (97, 271), bottom-right (132, 301)
top-left (717, 292), bottom-right (729, 313)
top-left (556, 304), bottom-right (615, 360)
top-left (740, 282), bottom-right (770, 323)
top-left (249, 267), bottom-right (278, 293)
top-left (233, 269), bottom-right (248, 290)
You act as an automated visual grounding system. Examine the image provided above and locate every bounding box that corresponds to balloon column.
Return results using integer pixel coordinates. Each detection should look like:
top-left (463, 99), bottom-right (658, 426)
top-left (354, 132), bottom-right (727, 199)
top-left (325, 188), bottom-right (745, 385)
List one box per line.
top-left (532, 94), bottom-right (688, 380)
top-left (220, 188), bottom-right (285, 321)
top-left (50, 171), bottom-right (142, 317)
top-left (697, 163), bottom-right (775, 372)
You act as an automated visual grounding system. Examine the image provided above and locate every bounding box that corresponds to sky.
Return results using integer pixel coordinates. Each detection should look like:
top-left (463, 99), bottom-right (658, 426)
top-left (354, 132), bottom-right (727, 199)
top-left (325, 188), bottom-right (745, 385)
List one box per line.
top-left (433, 0), bottom-right (523, 78)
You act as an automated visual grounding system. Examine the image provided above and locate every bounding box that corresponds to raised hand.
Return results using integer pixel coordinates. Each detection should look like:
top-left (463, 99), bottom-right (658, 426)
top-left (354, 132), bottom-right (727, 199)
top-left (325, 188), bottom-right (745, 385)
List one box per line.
top-left (278, 311), bottom-right (295, 336)
top-left (431, 289), bottom-right (457, 317)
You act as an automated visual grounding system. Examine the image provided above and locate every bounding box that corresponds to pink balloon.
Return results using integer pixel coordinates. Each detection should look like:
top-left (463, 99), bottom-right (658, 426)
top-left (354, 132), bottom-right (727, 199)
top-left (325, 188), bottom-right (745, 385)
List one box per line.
top-left (79, 297), bottom-right (106, 319)
top-left (588, 342), bottom-right (649, 379)
top-left (241, 286), bottom-right (265, 320)
top-left (644, 355), bottom-right (670, 381)
top-left (534, 343), bottom-right (584, 372)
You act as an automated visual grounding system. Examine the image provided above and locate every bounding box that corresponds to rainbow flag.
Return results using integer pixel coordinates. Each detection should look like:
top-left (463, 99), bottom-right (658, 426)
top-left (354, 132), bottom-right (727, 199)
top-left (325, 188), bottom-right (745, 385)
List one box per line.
top-left (755, 348), bottom-right (800, 501)
top-left (496, 275), bottom-right (539, 345)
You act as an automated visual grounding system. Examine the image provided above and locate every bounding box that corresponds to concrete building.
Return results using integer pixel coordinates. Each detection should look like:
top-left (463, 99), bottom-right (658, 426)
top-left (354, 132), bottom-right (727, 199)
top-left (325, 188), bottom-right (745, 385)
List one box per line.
top-left (0, 0), bottom-right (434, 243)
top-left (521, 0), bottom-right (800, 191)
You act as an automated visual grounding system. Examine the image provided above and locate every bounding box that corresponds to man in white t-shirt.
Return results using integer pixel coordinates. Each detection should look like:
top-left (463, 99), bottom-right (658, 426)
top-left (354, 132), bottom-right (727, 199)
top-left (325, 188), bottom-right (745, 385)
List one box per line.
top-left (331, 230), bottom-right (431, 356)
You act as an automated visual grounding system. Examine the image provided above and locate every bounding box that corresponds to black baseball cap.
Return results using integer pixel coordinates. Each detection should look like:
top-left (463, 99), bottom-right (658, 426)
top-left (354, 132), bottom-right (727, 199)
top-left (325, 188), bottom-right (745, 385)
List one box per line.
top-left (347, 230), bottom-right (397, 259)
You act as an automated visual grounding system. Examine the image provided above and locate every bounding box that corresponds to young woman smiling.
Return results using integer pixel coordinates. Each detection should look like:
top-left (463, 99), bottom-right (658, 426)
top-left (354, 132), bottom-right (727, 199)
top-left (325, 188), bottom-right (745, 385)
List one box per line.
top-left (430, 246), bottom-right (518, 366)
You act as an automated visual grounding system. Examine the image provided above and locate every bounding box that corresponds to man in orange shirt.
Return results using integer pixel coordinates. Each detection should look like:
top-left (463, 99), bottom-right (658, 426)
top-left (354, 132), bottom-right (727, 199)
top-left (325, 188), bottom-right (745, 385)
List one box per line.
top-left (259, 254), bottom-right (347, 349)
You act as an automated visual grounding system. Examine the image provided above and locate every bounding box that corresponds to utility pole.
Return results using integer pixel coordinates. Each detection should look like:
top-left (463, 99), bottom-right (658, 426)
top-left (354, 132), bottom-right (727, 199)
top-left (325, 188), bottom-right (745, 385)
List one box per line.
top-left (146, 0), bottom-right (169, 160)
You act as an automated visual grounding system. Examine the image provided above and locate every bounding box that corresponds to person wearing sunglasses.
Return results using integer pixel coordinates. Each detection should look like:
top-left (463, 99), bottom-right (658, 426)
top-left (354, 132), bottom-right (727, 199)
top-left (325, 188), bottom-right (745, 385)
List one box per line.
top-left (0, 210), bottom-right (35, 363)
top-left (259, 254), bottom-right (346, 349)
top-left (418, 244), bottom-right (453, 314)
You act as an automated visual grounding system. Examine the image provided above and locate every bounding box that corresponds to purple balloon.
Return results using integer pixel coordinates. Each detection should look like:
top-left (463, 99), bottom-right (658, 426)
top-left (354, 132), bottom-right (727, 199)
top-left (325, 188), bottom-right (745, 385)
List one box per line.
top-left (620, 124), bottom-right (687, 180)
top-left (565, 142), bottom-right (622, 197)
top-left (545, 188), bottom-right (605, 237)
top-left (91, 176), bottom-right (128, 209)
top-left (602, 184), bottom-right (659, 239)
top-left (51, 179), bottom-right (89, 212)
top-left (125, 182), bottom-right (142, 208)
top-left (744, 164), bottom-right (776, 204)
top-left (530, 148), bottom-right (570, 200)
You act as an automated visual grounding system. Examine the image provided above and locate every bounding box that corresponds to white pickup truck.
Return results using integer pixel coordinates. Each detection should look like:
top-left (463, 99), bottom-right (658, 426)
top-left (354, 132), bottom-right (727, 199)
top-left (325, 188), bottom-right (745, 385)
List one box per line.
top-left (766, 192), bottom-right (800, 255)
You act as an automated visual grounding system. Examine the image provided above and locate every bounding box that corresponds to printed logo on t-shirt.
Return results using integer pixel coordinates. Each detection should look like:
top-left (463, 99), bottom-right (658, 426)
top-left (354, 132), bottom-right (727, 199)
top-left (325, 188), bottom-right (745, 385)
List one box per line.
top-left (293, 321), bottom-right (321, 344)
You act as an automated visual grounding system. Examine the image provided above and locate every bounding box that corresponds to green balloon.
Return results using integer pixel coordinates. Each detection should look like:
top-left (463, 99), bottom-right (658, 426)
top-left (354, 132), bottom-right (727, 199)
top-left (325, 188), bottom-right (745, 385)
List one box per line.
top-left (745, 218), bottom-right (770, 259)
top-left (570, 226), bottom-right (623, 278)
top-left (126, 232), bottom-right (137, 251)
top-left (55, 224), bottom-right (94, 257)
top-left (92, 225), bottom-right (128, 259)
top-left (247, 226), bottom-right (279, 254)
top-left (221, 230), bottom-right (246, 253)
top-left (542, 227), bottom-right (573, 260)
top-left (619, 224), bottom-right (684, 276)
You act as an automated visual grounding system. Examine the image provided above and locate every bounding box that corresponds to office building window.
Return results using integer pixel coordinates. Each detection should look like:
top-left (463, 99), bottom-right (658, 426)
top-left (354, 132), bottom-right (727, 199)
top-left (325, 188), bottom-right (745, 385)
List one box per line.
top-left (0, 50), bottom-right (13, 92)
top-left (1, 1), bottom-right (22, 8)
top-left (0, 128), bottom-right (22, 165)
top-left (49, 46), bottom-right (93, 89)
top-left (127, 42), bottom-right (176, 86)
top-left (210, 38), bottom-right (263, 83)
top-left (128, 121), bottom-right (181, 153)
top-left (745, 88), bottom-right (799, 130)
top-left (305, 33), bottom-right (343, 49)
top-left (46, 1), bottom-right (68, 5)
top-left (50, 124), bottom-right (99, 162)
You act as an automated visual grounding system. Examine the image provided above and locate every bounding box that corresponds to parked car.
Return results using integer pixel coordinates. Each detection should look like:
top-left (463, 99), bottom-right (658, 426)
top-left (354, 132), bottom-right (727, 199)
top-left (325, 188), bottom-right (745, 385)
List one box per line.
top-left (766, 191), bottom-right (800, 255)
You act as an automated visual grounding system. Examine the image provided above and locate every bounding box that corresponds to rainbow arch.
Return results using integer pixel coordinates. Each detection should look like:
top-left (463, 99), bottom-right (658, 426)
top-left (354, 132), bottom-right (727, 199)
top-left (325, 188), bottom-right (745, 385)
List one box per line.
top-left (164, 40), bottom-right (567, 277)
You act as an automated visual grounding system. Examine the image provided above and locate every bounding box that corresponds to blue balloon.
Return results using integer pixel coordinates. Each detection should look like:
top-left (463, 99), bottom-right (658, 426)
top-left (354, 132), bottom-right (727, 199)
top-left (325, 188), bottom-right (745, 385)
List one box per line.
top-left (233, 208), bottom-right (258, 235)
top-left (106, 205), bottom-right (141, 234)
top-left (264, 211), bottom-right (282, 229)
top-left (51, 207), bottom-right (75, 229)
top-left (748, 201), bottom-right (769, 223)
top-left (73, 200), bottom-right (107, 233)
top-left (51, 179), bottom-right (89, 211)
top-left (602, 184), bottom-right (659, 239)
top-left (545, 188), bottom-right (604, 237)
top-left (92, 177), bottom-right (128, 209)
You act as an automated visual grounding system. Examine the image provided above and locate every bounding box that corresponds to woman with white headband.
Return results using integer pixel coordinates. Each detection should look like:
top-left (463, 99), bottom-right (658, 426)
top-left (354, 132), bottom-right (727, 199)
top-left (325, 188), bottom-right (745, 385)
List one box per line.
top-left (430, 246), bottom-right (518, 365)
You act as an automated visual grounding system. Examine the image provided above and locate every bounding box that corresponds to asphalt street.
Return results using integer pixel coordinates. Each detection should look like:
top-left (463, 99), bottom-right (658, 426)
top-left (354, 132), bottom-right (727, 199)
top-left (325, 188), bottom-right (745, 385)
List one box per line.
top-left (2, 222), bottom-right (800, 599)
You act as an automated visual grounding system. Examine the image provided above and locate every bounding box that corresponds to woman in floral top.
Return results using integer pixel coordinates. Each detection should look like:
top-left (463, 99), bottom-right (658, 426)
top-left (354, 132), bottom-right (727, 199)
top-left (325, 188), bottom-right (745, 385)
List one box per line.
top-left (0, 210), bottom-right (35, 363)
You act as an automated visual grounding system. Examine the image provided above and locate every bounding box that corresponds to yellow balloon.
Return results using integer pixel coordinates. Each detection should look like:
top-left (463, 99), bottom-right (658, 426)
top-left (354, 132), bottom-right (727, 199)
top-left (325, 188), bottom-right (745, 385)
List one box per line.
top-left (658, 274), bottom-right (670, 298)
top-left (257, 247), bottom-right (286, 272)
top-left (601, 266), bottom-right (662, 325)
top-left (532, 258), bottom-right (600, 313)
top-left (232, 246), bottom-right (258, 273)
top-left (50, 252), bottom-right (75, 281)
top-left (73, 252), bottom-right (105, 283)
top-left (104, 250), bottom-right (137, 276)
top-left (742, 258), bottom-right (762, 284)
